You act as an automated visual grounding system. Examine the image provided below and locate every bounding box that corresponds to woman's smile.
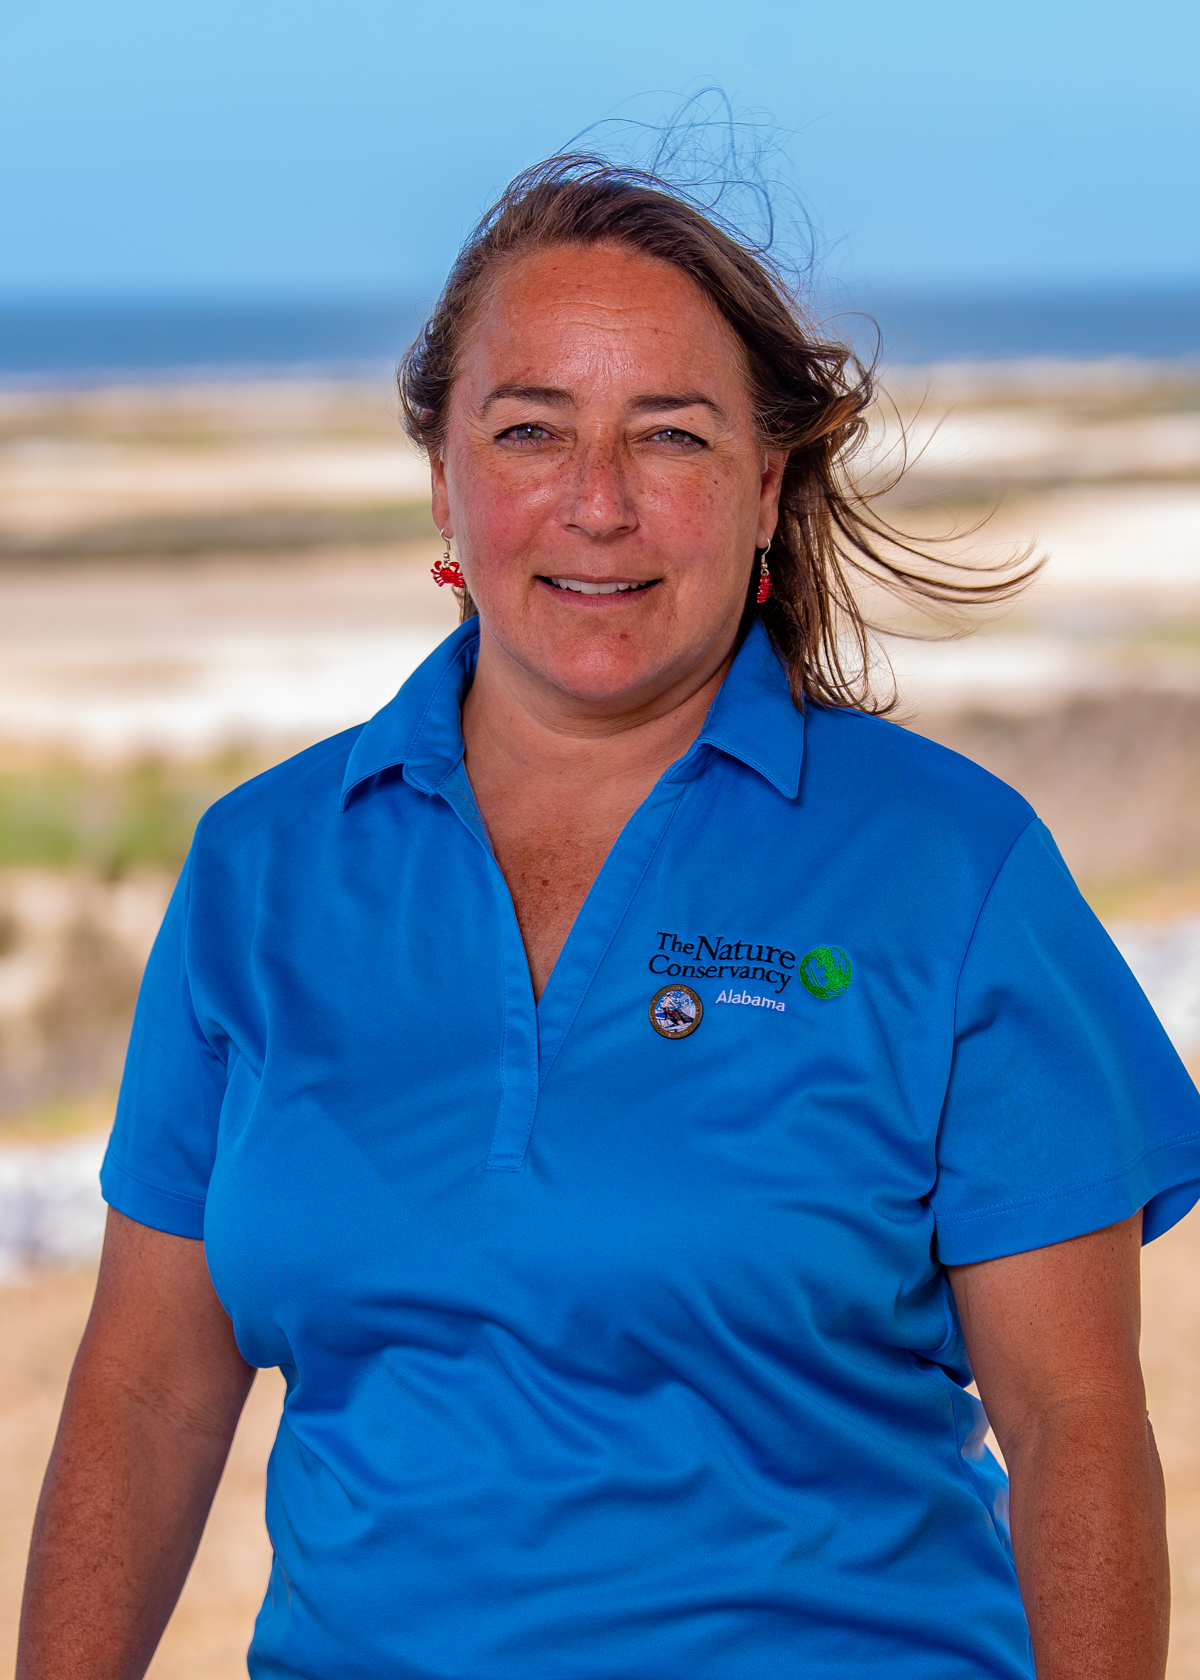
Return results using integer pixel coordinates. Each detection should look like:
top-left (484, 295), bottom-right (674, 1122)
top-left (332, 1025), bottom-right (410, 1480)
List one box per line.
top-left (540, 573), bottom-right (661, 599)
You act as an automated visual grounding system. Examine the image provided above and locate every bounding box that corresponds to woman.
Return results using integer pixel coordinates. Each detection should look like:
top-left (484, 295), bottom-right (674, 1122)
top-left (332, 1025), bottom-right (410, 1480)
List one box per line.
top-left (20, 157), bottom-right (1200, 1679)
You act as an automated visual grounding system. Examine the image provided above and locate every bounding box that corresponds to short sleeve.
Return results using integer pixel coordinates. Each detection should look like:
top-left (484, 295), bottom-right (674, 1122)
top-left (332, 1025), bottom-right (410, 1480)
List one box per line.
top-left (932, 819), bottom-right (1200, 1265)
top-left (100, 851), bottom-right (229, 1238)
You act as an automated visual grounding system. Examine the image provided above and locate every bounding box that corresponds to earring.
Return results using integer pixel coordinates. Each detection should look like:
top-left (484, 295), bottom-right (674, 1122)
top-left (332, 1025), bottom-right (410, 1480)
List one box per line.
top-left (756, 539), bottom-right (773, 605)
top-left (431, 530), bottom-right (466, 590)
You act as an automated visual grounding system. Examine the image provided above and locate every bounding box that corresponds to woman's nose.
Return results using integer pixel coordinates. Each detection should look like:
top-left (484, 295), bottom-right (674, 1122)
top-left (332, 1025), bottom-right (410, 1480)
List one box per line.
top-left (563, 439), bottom-right (637, 540)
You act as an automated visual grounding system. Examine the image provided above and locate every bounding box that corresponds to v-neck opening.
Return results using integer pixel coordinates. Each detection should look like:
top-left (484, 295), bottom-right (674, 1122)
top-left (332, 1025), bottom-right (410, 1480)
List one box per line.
top-left (531, 773), bottom-right (691, 1083)
top-left (435, 754), bottom-right (698, 1171)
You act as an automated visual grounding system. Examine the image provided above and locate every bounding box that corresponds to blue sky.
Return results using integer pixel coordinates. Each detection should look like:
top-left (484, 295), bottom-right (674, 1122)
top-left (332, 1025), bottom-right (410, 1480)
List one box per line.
top-left (1, 0), bottom-right (1196, 300)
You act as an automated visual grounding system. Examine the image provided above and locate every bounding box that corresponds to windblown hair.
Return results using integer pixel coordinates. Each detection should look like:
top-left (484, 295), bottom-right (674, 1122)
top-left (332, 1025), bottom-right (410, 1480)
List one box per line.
top-left (399, 155), bottom-right (1033, 713)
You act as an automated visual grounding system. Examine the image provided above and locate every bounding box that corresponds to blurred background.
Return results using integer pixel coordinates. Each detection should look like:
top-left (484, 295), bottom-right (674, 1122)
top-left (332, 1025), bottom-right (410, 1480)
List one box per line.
top-left (1, 0), bottom-right (1198, 1673)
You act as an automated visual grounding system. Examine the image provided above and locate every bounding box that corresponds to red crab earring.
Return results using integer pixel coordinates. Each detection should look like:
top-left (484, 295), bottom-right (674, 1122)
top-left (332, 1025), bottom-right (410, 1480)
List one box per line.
top-left (431, 529), bottom-right (465, 590)
top-left (756, 539), bottom-right (773, 605)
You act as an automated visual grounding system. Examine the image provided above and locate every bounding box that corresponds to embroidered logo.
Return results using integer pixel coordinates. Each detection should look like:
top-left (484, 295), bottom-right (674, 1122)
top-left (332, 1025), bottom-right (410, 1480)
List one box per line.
top-left (649, 984), bottom-right (703, 1039)
top-left (799, 946), bottom-right (853, 1000)
top-left (649, 931), bottom-right (794, 997)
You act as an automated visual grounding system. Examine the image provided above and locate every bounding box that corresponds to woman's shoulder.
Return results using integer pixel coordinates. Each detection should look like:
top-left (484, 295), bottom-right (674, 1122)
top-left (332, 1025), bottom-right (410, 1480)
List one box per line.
top-left (193, 724), bottom-right (366, 853)
top-left (803, 704), bottom-right (1036, 840)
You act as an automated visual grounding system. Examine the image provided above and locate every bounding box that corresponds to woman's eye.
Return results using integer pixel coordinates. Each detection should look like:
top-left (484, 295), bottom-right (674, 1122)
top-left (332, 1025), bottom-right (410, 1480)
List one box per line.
top-left (497, 424), bottom-right (553, 444)
top-left (647, 427), bottom-right (706, 449)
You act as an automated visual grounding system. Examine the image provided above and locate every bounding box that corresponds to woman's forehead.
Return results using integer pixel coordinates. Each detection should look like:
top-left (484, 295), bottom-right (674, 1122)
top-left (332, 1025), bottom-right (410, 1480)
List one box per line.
top-left (458, 243), bottom-right (747, 397)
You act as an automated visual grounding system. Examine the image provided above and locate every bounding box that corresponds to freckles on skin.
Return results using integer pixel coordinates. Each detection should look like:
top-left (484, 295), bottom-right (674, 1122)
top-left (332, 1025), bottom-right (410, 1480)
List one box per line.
top-left (434, 242), bottom-right (784, 712)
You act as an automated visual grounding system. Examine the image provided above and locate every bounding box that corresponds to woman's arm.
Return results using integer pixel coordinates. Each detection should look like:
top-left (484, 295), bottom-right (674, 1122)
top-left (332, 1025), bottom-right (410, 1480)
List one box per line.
top-left (948, 1212), bottom-right (1168, 1680)
top-left (18, 1209), bottom-right (256, 1680)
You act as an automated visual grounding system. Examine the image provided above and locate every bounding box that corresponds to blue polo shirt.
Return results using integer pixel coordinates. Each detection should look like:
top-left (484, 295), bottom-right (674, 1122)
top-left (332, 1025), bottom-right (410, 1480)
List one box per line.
top-left (103, 618), bottom-right (1200, 1680)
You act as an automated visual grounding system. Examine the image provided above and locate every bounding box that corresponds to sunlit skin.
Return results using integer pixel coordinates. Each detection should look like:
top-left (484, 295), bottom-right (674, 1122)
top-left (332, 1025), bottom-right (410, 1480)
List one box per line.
top-left (430, 241), bottom-right (786, 731)
top-left (429, 242), bottom-right (785, 998)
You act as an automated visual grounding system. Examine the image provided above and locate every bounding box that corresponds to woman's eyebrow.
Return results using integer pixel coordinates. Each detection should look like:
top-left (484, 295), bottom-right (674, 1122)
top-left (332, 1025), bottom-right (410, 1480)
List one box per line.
top-left (628, 392), bottom-right (727, 421)
top-left (482, 383), bottom-right (573, 411)
top-left (479, 385), bottom-right (727, 422)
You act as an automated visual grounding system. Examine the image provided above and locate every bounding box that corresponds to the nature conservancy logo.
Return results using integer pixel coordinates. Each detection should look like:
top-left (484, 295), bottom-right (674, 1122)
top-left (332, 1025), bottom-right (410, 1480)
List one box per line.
top-left (649, 931), bottom-right (796, 997)
top-left (647, 931), bottom-right (854, 1006)
top-left (799, 946), bottom-right (853, 999)
top-left (650, 985), bottom-right (703, 1039)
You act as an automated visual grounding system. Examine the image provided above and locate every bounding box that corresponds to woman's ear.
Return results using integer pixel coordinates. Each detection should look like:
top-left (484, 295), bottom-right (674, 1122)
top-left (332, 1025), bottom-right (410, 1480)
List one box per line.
top-left (757, 449), bottom-right (787, 549)
top-left (430, 449), bottom-right (451, 539)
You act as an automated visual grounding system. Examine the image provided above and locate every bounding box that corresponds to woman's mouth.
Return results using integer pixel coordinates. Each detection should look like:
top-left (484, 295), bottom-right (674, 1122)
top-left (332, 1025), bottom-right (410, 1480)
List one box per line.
top-left (542, 577), bottom-right (658, 595)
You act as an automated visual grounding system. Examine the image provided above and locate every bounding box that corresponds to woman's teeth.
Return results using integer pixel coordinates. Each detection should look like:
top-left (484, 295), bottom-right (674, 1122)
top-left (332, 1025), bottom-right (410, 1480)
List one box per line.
top-left (548, 578), bottom-right (653, 594)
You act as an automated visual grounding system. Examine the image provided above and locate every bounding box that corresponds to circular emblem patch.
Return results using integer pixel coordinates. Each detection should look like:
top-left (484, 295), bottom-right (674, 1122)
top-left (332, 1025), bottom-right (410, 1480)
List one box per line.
top-left (649, 984), bottom-right (703, 1039)
top-left (799, 946), bottom-right (853, 1000)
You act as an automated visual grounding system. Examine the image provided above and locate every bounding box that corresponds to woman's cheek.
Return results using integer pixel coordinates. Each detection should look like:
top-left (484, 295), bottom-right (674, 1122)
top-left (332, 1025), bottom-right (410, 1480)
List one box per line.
top-left (462, 476), bottom-right (553, 562)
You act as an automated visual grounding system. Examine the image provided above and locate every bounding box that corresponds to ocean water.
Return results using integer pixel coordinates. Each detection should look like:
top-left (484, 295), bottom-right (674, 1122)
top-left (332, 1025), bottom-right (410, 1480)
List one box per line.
top-left (0, 290), bottom-right (1197, 383)
top-left (848, 290), bottom-right (1200, 365)
top-left (0, 296), bottom-right (428, 384)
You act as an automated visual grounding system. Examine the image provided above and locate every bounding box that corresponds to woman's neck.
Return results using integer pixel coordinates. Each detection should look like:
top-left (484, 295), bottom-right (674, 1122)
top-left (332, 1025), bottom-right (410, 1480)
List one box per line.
top-left (460, 622), bottom-right (734, 797)
top-left (459, 623), bottom-right (735, 999)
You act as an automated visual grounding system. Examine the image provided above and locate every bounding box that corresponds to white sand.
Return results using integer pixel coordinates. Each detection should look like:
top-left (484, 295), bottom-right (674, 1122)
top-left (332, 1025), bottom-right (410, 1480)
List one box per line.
top-left (0, 545), bottom-right (458, 757)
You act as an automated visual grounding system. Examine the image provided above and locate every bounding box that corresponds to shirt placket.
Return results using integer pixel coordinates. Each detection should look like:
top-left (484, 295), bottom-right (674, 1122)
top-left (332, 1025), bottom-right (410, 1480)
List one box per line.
top-left (436, 757), bottom-right (700, 1173)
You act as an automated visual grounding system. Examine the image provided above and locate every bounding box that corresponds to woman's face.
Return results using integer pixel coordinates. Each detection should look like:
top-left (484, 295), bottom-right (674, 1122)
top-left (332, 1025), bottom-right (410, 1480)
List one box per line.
top-left (431, 242), bottom-right (785, 716)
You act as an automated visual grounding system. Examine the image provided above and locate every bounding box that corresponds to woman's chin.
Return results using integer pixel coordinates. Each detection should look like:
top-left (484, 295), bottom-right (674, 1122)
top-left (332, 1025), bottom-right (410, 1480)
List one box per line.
top-left (491, 607), bottom-right (736, 717)
top-left (536, 649), bottom-right (712, 716)
top-left (545, 661), bottom-right (668, 710)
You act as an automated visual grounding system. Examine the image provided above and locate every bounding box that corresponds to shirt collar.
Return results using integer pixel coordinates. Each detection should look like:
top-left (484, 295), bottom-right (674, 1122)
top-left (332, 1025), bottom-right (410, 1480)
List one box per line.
top-left (340, 615), bottom-right (805, 811)
top-left (691, 618), bottom-right (805, 798)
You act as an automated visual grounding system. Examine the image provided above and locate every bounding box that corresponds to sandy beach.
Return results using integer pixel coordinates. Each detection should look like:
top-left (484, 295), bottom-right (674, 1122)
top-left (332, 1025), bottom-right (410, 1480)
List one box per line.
top-left (0, 365), bottom-right (1196, 754)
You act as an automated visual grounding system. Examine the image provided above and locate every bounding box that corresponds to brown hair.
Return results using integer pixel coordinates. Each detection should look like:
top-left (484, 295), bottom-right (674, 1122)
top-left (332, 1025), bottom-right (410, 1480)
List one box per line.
top-left (399, 154), bottom-right (1033, 713)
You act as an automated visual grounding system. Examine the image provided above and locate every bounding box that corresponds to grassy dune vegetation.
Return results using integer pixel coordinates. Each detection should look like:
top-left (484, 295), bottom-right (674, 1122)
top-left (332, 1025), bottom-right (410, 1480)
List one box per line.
top-left (0, 750), bottom-right (271, 878)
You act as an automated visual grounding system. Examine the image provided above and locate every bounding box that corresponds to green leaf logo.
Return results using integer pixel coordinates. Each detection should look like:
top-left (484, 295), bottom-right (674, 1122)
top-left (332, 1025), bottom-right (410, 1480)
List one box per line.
top-left (799, 946), bottom-right (853, 999)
